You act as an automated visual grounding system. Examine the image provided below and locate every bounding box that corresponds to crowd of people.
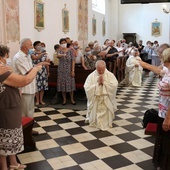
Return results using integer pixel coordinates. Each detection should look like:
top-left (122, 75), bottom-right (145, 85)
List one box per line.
top-left (0, 41), bottom-right (49, 170)
top-left (1, 36), bottom-right (170, 170)
top-left (52, 38), bottom-right (161, 88)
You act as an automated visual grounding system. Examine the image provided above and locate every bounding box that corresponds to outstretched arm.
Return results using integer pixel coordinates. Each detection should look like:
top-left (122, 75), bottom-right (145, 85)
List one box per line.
top-left (138, 60), bottom-right (162, 75)
top-left (3, 62), bottom-right (50, 88)
top-left (3, 65), bottom-right (42, 87)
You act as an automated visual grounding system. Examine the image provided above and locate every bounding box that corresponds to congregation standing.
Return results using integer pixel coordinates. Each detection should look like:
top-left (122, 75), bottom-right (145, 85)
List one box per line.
top-left (1, 36), bottom-right (169, 170)
top-left (0, 42), bottom-right (49, 170)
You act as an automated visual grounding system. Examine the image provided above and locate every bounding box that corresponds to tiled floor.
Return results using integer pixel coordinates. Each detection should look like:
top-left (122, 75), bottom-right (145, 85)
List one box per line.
top-left (17, 75), bottom-right (159, 170)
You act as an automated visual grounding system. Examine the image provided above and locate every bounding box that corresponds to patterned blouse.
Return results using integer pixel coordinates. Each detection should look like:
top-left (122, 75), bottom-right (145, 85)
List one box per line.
top-left (84, 55), bottom-right (96, 70)
top-left (158, 69), bottom-right (170, 118)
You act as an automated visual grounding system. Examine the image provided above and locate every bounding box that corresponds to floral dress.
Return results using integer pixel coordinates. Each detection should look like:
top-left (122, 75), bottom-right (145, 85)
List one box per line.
top-left (57, 49), bottom-right (75, 92)
top-left (32, 52), bottom-right (48, 92)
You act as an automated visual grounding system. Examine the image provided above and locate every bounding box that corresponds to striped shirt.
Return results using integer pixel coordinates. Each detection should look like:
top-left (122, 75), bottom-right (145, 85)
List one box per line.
top-left (12, 50), bottom-right (36, 94)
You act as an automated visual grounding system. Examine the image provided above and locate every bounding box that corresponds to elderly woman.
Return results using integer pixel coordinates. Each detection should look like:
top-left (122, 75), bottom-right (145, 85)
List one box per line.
top-left (31, 41), bottom-right (49, 106)
top-left (0, 45), bottom-right (43, 170)
top-left (82, 46), bottom-right (97, 70)
top-left (139, 46), bottom-right (170, 170)
top-left (125, 48), bottom-right (143, 86)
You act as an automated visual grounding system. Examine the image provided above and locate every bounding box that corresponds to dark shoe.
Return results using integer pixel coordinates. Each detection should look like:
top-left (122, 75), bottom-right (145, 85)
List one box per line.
top-left (32, 130), bottom-right (39, 135)
top-left (62, 102), bottom-right (66, 105)
top-left (51, 98), bottom-right (58, 105)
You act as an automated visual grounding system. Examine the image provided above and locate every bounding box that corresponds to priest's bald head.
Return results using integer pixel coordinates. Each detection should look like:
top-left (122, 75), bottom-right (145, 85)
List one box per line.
top-left (95, 60), bottom-right (106, 75)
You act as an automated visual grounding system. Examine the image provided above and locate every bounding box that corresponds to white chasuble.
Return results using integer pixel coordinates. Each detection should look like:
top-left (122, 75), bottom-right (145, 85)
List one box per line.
top-left (125, 56), bottom-right (143, 87)
top-left (84, 69), bottom-right (118, 131)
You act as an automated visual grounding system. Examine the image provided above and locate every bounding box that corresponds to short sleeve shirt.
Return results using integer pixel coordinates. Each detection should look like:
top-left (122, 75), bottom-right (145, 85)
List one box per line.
top-left (0, 71), bottom-right (21, 109)
top-left (13, 50), bottom-right (36, 94)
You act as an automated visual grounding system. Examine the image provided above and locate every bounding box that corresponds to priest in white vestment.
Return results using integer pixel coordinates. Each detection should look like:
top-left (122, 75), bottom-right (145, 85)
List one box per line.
top-left (125, 49), bottom-right (143, 87)
top-left (84, 60), bottom-right (118, 131)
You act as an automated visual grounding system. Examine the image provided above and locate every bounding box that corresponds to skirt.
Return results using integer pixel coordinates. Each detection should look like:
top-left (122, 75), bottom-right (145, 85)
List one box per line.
top-left (0, 107), bottom-right (24, 156)
top-left (153, 117), bottom-right (170, 170)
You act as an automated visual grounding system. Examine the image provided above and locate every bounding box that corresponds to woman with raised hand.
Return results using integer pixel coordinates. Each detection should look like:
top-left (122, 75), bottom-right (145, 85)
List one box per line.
top-left (0, 44), bottom-right (47, 170)
top-left (57, 38), bottom-right (76, 105)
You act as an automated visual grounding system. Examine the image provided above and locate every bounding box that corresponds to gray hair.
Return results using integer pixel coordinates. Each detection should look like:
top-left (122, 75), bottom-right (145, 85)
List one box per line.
top-left (157, 43), bottom-right (170, 55)
top-left (93, 43), bottom-right (100, 49)
top-left (20, 38), bottom-right (31, 49)
top-left (95, 60), bottom-right (106, 68)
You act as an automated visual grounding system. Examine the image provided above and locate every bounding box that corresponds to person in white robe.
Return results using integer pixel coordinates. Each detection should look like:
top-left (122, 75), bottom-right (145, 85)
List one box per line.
top-left (125, 49), bottom-right (143, 87)
top-left (84, 60), bottom-right (118, 131)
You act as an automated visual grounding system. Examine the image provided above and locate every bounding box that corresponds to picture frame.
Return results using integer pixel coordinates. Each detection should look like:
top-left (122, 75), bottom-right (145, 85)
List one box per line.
top-left (102, 18), bottom-right (106, 36)
top-left (92, 15), bottom-right (96, 36)
top-left (62, 4), bottom-right (69, 34)
top-left (34, 0), bottom-right (44, 31)
top-left (151, 21), bottom-right (161, 36)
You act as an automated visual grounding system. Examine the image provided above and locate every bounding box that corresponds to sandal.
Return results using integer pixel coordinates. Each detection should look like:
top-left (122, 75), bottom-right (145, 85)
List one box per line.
top-left (9, 163), bottom-right (27, 170)
top-left (40, 102), bottom-right (46, 105)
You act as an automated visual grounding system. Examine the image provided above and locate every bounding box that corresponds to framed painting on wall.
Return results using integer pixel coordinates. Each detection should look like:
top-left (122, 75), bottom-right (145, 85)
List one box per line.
top-left (34, 0), bottom-right (44, 31)
top-left (151, 21), bottom-right (161, 36)
top-left (62, 4), bottom-right (69, 34)
top-left (92, 15), bottom-right (96, 36)
top-left (102, 18), bottom-right (106, 36)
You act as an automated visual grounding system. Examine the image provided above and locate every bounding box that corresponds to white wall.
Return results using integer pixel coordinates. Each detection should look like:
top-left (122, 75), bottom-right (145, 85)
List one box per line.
top-left (19, 0), bottom-right (78, 60)
top-left (88, 0), bottom-right (110, 46)
top-left (7, 0), bottom-right (170, 59)
top-left (118, 2), bottom-right (170, 45)
top-left (18, 0), bottom-right (111, 58)
top-left (107, 0), bottom-right (119, 41)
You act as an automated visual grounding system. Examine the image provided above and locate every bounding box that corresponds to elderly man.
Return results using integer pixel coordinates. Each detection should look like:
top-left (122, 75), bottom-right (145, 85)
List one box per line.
top-left (84, 60), bottom-right (118, 131)
top-left (12, 38), bottom-right (49, 135)
top-left (125, 48), bottom-right (143, 87)
top-left (72, 41), bottom-right (83, 65)
top-left (13, 38), bottom-right (35, 118)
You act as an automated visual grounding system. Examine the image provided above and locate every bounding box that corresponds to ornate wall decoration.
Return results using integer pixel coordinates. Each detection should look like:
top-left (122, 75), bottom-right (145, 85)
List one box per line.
top-left (62, 4), bottom-right (69, 34)
top-left (102, 18), bottom-right (106, 36)
top-left (78, 0), bottom-right (88, 47)
top-left (151, 19), bottom-right (161, 37)
top-left (5, 0), bottom-right (20, 42)
top-left (34, 0), bottom-right (45, 32)
top-left (92, 15), bottom-right (96, 36)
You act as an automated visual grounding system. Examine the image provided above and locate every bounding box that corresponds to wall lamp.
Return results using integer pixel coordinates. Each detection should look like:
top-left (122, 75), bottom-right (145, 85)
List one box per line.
top-left (163, 4), bottom-right (170, 14)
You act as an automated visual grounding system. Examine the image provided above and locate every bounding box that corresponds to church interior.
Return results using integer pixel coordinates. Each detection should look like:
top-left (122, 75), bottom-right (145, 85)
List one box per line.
top-left (1, 0), bottom-right (170, 169)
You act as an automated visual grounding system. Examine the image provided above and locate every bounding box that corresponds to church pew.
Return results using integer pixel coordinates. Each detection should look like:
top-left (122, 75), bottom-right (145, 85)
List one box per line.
top-left (144, 123), bottom-right (157, 136)
top-left (105, 56), bottom-right (127, 82)
top-left (48, 65), bottom-right (93, 89)
top-left (22, 117), bottom-right (36, 152)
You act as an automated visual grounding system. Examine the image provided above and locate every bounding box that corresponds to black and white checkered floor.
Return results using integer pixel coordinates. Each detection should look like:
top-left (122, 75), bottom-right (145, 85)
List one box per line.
top-left (17, 76), bottom-right (159, 170)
